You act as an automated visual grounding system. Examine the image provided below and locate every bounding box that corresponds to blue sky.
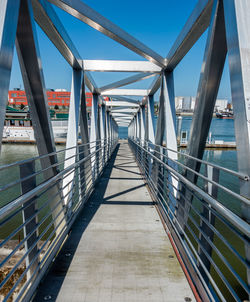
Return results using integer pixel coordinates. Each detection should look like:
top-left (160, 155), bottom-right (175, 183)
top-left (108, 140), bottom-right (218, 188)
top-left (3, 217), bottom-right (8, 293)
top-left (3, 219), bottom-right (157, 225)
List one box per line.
top-left (10, 0), bottom-right (231, 100)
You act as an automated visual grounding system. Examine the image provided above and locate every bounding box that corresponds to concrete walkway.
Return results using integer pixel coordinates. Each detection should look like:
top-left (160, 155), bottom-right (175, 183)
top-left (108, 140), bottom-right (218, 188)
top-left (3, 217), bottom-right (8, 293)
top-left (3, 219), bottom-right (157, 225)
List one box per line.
top-left (34, 141), bottom-right (194, 302)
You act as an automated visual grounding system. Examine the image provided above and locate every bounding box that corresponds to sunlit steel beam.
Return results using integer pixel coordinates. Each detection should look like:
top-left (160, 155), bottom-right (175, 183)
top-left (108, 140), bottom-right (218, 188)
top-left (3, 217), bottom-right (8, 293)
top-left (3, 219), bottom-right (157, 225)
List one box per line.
top-left (0, 0), bottom-right (21, 151)
top-left (99, 72), bottom-right (156, 93)
top-left (48, 0), bottom-right (165, 67)
top-left (32, 0), bottom-right (82, 69)
top-left (102, 89), bottom-right (148, 96)
top-left (166, 0), bottom-right (213, 71)
top-left (104, 101), bottom-right (140, 107)
top-left (83, 60), bottom-right (161, 73)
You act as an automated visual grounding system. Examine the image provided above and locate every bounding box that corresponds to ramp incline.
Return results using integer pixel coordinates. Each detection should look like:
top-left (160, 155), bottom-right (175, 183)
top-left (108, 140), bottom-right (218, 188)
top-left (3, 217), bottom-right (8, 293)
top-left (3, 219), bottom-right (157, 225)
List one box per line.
top-left (34, 141), bottom-right (194, 302)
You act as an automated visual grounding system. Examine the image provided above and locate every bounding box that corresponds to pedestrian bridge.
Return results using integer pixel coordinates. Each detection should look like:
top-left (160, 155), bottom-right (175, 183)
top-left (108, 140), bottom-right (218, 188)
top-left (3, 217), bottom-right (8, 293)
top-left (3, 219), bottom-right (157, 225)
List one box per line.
top-left (0, 0), bottom-right (249, 301)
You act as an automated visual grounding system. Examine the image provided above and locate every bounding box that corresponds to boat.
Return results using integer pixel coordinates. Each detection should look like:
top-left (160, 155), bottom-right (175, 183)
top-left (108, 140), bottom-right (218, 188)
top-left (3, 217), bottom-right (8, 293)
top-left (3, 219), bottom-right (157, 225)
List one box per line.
top-left (216, 111), bottom-right (234, 119)
top-left (3, 107), bottom-right (68, 142)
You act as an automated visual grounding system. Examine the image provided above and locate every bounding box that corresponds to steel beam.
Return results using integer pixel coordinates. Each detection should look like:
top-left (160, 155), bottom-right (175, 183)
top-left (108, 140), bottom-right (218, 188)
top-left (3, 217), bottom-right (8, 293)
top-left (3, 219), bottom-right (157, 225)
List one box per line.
top-left (99, 73), bottom-right (156, 93)
top-left (177, 0), bottom-right (227, 238)
top-left (111, 108), bottom-right (138, 113)
top-left (166, 0), bottom-right (213, 71)
top-left (83, 60), bottom-right (161, 73)
top-left (146, 0), bottom-right (213, 93)
top-left (140, 105), bottom-right (146, 142)
top-left (147, 74), bottom-right (162, 98)
top-left (48, 0), bottom-right (165, 67)
top-left (89, 93), bottom-right (99, 174)
top-left (63, 69), bottom-right (82, 205)
top-left (223, 0), bottom-right (250, 220)
top-left (223, 0), bottom-right (250, 288)
top-left (185, 0), bottom-right (227, 180)
top-left (79, 72), bottom-right (91, 191)
top-left (104, 101), bottom-right (139, 107)
top-left (111, 112), bottom-right (134, 117)
top-left (84, 70), bottom-right (99, 94)
top-left (31, 0), bottom-right (82, 69)
top-left (0, 0), bottom-right (21, 151)
top-left (102, 89), bottom-right (148, 96)
top-left (111, 96), bottom-right (140, 104)
top-left (16, 0), bottom-right (66, 232)
top-left (146, 95), bottom-right (155, 144)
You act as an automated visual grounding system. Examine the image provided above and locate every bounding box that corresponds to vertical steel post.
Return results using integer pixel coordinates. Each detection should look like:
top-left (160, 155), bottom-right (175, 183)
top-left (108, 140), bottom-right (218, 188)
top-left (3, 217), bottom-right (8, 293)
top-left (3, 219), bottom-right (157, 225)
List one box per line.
top-left (105, 110), bottom-right (110, 158)
top-left (140, 105), bottom-right (146, 143)
top-left (162, 71), bottom-right (178, 212)
top-left (0, 0), bottom-right (21, 151)
top-left (177, 0), bottom-right (227, 228)
top-left (198, 165), bottom-right (219, 282)
top-left (79, 72), bottom-right (91, 192)
top-left (16, 0), bottom-right (66, 234)
top-left (99, 104), bottom-right (106, 168)
top-left (223, 0), bottom-right (250, 288)
top-left (89, 93), bottom-right (99, 179)
top-left (136, 111), bottom-right (140, 141)
top-left (63, 68), bottom-right (82, 207)
top-left (20, 161), bottom-right (38, 280)
top-left (147, 95), bottom-right (155, 144)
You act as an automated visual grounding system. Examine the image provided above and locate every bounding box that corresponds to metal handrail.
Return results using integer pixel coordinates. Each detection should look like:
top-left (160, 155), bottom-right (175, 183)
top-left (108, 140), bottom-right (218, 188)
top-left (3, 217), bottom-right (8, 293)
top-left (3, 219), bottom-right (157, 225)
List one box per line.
top-left (129, 138), bottom-right (249, 302)
top-left (144, 140), bottom-right (250, 181)
top-left (0, 142), bottom-right (110, 220)
top-left (0, 138), bottom-right (118, 302)
top-left (0, 139), bottom-right (105, 173)
top-left (131, 139), bottom-right (249, 235)
top-left (147, 142), bottom-right (250, 207)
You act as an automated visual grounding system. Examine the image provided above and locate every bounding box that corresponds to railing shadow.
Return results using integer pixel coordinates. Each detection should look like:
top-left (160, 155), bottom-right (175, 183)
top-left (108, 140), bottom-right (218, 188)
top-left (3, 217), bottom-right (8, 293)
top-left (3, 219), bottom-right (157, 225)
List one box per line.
top-left (32, 144), bottom-right (120, 302)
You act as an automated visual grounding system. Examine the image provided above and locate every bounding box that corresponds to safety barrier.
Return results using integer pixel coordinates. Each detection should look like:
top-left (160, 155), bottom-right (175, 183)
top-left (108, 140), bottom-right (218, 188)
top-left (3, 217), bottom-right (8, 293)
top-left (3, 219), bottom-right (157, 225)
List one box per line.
top-left (0, 138), bottom-right (117, 302)
top-left (129, 138), bottom-right (250, 302)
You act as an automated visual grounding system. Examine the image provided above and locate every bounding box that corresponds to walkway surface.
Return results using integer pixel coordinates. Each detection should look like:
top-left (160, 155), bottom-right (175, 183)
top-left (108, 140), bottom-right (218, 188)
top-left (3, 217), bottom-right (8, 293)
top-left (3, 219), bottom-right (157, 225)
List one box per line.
top-left (34, 141), bottom-right (194, 302)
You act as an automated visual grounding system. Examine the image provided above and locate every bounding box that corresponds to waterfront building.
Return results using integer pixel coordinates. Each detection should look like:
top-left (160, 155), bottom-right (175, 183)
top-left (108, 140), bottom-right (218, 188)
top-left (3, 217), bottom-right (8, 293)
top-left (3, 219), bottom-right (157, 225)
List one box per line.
top-left (7, 89), bottom-right (103, 110)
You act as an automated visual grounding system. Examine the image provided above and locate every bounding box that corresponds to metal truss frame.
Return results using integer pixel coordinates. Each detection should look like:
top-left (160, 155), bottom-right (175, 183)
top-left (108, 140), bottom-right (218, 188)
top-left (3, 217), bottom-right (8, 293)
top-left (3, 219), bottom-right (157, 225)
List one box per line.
top-left (0, 0), bottom-right (249, 300)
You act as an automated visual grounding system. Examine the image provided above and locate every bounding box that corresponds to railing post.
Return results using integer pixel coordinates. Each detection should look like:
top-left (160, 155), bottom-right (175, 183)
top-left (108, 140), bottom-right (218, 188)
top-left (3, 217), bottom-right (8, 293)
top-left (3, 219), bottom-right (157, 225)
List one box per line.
top-left (20, 161), bottom-right (39, 280)
top-left (198, 165), bottom-right (219, 281)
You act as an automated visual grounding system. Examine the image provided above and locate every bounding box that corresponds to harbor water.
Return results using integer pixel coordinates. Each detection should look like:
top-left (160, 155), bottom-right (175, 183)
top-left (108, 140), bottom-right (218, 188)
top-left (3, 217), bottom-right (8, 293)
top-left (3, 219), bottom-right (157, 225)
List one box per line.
top-left (0, 117), bottom-right (239, 232)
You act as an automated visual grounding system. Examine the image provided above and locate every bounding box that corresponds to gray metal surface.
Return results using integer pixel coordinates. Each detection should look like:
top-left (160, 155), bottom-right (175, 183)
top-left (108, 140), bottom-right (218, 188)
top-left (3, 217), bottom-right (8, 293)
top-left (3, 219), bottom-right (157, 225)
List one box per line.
top-left (102, 89), bottom-right (148, 96)
top-left (16, 0), bottom-right (66, 234)
top-left (0, 0), bottom-right (20, 151)
top-left (99, 73), bottom-right (155, 93)
top-left (63, 68), bottom-right (82, 204)
top-left (48, 0), bottom-right (165, 67)
top-left (0, 0), bottom-right (249, 300)
top-left (186, 0), bottom-right (227, 172)
top-left (146, 95), bottom-right (155, 144)
top-left (223, 0), bottom-right (250, 290)
top-left (83, 60), bottom-right (161, 73)
top-left (166, 0), bottom-right (213, 71)
top-left (31, 0), bottom-right (82, 69)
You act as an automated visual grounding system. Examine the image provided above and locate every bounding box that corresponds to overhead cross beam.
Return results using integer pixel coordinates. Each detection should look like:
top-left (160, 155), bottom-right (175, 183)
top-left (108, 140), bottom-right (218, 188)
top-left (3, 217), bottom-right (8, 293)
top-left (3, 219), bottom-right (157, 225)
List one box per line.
top-left (99, 73), bottom-right (156, 93)
top-left (48, 0), bottom-right (165, 67)
top-left (102, 89), bottom-right (148, 96)
top-left (83, 60), bottom-right (161, 73)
